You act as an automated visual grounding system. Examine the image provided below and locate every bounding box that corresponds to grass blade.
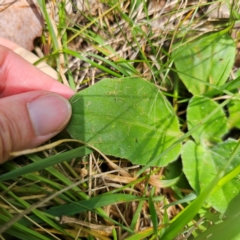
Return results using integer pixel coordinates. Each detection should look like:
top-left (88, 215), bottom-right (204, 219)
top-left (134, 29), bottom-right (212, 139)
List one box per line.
top-left (0, 146), bottom-right (92, 182)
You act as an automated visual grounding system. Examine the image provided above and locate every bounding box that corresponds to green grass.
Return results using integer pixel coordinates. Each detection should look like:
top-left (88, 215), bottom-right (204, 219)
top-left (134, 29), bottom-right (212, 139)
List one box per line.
top-left (1, 0), bottom-right (240, 239)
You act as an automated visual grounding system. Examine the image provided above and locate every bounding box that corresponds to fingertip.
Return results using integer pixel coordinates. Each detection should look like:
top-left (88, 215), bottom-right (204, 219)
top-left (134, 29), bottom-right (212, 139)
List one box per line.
top-left (49, 83), bottom-right (76, 99)
top-left (0, 41), bottom-right (76, 99)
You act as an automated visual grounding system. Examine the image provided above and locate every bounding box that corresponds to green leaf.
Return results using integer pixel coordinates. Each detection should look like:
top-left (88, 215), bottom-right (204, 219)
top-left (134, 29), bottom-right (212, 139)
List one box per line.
top-left (67, 78), bottom-right (182, 166)
top-left (173, 32), bottom-right (235, 96)
top-left (182, 141), bottom-right (216, 193)
top-left (187, 96), bottom-right (228, 144)
top-left (182, 139), bottom-right (240, 213)
top-left (228, 97), bottom-right (240, 129)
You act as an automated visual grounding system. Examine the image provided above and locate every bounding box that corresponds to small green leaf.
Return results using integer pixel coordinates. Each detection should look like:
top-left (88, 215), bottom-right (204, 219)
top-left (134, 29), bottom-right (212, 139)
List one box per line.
top-left (182, 139), bottom-right (240, 213)
top-left (67, 78), bottom-right (182, 166)
top-left (187, 96), bottom-right (228, 144)
top-left (173, 32), bottom-right (235, 96)
top-left (228, 97), bottom-right (240, 129)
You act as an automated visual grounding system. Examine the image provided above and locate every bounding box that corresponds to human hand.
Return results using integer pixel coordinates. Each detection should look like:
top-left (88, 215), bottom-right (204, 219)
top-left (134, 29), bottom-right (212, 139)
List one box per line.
top-left (0, 38), bottom-right (75, 163)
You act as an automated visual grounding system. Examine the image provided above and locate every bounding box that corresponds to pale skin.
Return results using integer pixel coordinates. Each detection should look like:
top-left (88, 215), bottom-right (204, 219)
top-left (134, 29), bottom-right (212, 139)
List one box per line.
top-left (0, 38), bottom-right (75, 163)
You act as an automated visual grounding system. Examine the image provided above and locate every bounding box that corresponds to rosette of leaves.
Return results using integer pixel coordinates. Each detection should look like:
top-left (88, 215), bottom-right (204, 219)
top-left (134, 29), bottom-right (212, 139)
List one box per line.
top-left (173, 31), bottom-right (239, 212)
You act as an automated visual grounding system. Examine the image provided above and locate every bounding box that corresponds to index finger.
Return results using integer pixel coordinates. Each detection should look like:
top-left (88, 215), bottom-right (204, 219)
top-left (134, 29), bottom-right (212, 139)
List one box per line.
top-left (0, 43), bottom-right (75, 99)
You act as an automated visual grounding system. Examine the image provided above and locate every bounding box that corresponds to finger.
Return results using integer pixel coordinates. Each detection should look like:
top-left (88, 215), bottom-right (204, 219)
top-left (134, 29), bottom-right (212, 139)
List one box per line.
top-left (0, 37), bottom-right (58, 80)
top-left (0, 91), bottom-right (72, 163)
top-left (0, 37), bottom-right (18, 50)
top-left (0, 44), bottom-right (75, 98)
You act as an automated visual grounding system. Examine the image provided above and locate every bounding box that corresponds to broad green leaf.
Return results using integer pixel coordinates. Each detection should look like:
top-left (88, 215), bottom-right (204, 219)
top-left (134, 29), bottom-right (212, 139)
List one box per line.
top-left (182, 139), bottom-right (240, 213)
top-left (228, 97), bottom-right (240, 129)
top-left (67, 78), bottom-right (182, 166)
top-left (173, 32), bottom-right (235, 96)
top-left (187, 96), bottom-right (228, 144)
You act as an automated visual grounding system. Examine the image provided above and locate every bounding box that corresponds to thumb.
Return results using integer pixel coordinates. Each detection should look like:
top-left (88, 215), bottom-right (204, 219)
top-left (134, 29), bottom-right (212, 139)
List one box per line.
top-left (0, 91), bottom-right (72, 163)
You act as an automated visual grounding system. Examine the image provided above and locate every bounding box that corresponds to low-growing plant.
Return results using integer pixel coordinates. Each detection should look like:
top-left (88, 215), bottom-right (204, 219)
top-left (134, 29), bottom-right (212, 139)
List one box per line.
top-left (1, 0), bottom-right (240, 239)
